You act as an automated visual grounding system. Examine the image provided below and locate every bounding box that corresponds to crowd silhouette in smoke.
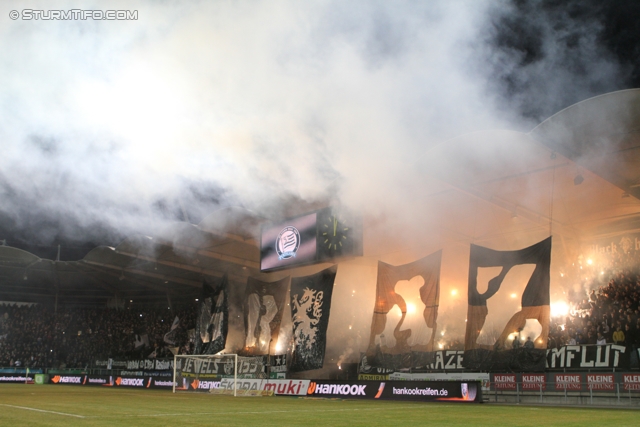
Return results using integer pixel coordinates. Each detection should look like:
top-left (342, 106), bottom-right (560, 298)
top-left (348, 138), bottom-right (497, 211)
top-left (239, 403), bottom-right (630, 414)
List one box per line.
top-left (0, 305), bottom-right (196, 369)
top-left (548, 251), bottom-right (640, 351)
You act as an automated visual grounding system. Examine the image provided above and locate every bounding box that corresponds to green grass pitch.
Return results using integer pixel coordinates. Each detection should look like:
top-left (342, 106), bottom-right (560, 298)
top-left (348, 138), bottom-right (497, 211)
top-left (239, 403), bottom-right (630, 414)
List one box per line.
top-left (0, 384), bottom-right (637, 427)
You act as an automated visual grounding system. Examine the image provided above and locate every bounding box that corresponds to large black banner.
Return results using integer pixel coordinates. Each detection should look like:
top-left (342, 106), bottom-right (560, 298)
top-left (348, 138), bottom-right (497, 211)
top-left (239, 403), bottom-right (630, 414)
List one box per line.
top-left (243, 276), bottom-right (290, 355)
top-left (290, 266), bottom-right (337, 372)
top-left (463, 348), bottom-right (547, 372)
top-left (464, 238), bottom-right (551, 371)
top-left (367, 251), bottom-right (442, 357)
top-left (360, 350), bottom-right (465, 373)
top-left (194, 275), bottom-right (229, 355)
top-left (359, 344), bottom-right (634, 373)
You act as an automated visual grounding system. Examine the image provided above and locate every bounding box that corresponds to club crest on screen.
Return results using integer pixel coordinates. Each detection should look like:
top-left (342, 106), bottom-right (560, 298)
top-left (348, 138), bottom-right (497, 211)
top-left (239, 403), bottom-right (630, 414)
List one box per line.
top-left (276, 226), bottom-right (301, 260)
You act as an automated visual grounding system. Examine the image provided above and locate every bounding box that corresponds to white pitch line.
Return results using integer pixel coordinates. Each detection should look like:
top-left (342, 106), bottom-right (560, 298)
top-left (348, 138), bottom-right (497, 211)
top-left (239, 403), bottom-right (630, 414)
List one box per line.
top-left (94, 405), bottom-right (425, 418)
top-left (0, 403), bottom-right (86, 418)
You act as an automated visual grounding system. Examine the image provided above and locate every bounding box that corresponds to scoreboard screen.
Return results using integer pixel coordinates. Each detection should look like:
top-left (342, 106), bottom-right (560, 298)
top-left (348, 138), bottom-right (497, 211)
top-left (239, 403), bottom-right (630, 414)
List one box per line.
top-left (260, 208), bottom-right (362, 272)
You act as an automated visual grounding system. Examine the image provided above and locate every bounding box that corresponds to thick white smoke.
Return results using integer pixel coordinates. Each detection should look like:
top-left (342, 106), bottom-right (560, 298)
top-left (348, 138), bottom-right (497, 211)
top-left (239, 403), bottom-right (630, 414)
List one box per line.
top-left (0, 1), bottom-right (513, 235)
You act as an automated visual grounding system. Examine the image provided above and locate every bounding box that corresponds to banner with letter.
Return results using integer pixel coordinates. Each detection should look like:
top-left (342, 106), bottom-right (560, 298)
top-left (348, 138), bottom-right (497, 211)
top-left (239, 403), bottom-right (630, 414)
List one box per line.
top-left (360, 344), bottom-right (630, 373)
top-left (49, 374), bottom-right (175, 389)
top-left (360, 349), bottom-right (465, 373)
top-left (0, 374), bottom-right (34, 383)
top-left (178, 356), bottom-right (267, 379)
top-left (94, 358), bottom-right (176, 371)
top-left (215, 378), bottom-right (309, 396)
top-left (306, 379), bottom-right (481, 402)
top-left (490, 372), bottom-right (640, 393)
top-left (546, 344), bottom-right (629, 370)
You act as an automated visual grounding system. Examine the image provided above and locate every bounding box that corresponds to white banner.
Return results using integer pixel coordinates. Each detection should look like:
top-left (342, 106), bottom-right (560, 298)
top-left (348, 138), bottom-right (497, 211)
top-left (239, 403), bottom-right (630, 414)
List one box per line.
top-left (218, 378), bottom-right (309, 396)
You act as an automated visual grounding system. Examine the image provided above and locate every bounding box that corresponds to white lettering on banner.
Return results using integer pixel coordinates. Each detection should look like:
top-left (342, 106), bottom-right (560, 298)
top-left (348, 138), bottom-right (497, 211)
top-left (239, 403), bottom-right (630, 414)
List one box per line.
top-left (120, 359), bottom-right (176, 372)
top-left (434, 352), bottom-right (444, 370)
top-left (153, 380), bottom-right (175, 387)
top-left (155, 360), bottom-right (172, 370)
top-left (555, 374), bottom-right (581, 390)
top-left (587, 236), bottom-right (640, 256)
top-left (183, 359), bottom-right (234, 375)
top-left (580, 346), bottom-right (594, 367)
top-left (493, 374), bottom-right (517, 390)
top-left (612, 345), bottom-right (626, 366)
top-left (522, 374), bottom-right (546, 390)
top-left (556, 375), bottom-right (580, 382)
top-left (0, 376), bottom-right (32, 382)
top-left (444, 351), bottom-right (461, 370)
top-left (566, 345), bottom-right (579, 367)
top-left (430, 351), bottom-right (465, 370)
top-left (547, 345), bottom-right (626, 368)
top-left (595, 346), bottom-right (609, 367)
top-left (548, 347), bottom-right (565, 368)
top-left (87, 378), bottom-right (107, 384)
top-left (311, 383), bottom-right (367, 396)
top-left (119, 378), bottom-right (145, 387)
top-left (623, 374), bottom-right (640, 391)
top-left (587, 374), bottom-right (614, 391)
top-left (392, 387), bottom-right (448, 396)
top-left (238, 360), bottom-right (261, 375)
top-left (192, 380), bottom-right (220, 390)
top-left (57, 376), bottom-right (82, 384)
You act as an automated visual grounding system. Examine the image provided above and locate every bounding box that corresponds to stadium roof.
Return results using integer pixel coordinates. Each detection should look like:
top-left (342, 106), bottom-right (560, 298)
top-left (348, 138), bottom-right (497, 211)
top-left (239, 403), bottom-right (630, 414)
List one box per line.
top-left (0, 207), bottom-right (268, 306)
top-left (530, 89), bottom-right (640, 237)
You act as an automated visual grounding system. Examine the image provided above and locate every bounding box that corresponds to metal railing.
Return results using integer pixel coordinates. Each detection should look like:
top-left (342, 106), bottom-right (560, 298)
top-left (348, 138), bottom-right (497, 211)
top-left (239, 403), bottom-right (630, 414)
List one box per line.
top-left (489, 382), bottom-right (640, 406)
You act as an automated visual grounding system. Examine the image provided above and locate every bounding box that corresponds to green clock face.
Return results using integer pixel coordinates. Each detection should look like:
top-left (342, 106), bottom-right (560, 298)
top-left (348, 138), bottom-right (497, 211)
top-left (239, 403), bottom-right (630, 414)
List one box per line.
top-left (320, 214), bottom-right (349, 256)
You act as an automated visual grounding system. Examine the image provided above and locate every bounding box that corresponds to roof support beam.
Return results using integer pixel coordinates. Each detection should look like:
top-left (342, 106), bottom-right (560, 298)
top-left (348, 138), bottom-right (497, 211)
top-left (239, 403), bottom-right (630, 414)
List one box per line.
top-left (114, 249), bottom-right (251, 284)
top-left (82, 264), bottom-right (188, 292)
top-left (156, 240), bottom-right (260, 270)
top-left (82, 260), bottom-right (202, 287)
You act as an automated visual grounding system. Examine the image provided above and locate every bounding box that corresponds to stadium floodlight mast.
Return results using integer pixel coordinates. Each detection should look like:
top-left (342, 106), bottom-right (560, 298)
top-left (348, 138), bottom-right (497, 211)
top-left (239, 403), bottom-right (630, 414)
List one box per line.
top-left (173, 353), bottom-right (238, 396)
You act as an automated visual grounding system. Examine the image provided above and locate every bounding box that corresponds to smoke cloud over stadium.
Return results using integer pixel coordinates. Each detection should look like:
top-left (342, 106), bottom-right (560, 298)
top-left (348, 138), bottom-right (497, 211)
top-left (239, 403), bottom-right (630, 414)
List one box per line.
top-left (0, 1), bottom-right (637, 360)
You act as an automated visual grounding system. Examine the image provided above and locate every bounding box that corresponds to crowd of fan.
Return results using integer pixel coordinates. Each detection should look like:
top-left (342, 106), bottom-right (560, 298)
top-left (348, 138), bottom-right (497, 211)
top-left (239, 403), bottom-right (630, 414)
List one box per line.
top-left (4, 248), bottom-right (640, 368)
top-left (0, 304), bottom-right (197, 369)
top-left (548, 251), bottom-right (640, 350)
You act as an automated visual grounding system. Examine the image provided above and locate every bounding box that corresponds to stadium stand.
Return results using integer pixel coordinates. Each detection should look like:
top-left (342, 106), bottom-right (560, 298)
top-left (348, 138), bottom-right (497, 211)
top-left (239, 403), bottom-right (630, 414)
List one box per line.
top-left (547, 250), bottom-right (640, 351)
top-left (0, 304), bottom-right (197, 369)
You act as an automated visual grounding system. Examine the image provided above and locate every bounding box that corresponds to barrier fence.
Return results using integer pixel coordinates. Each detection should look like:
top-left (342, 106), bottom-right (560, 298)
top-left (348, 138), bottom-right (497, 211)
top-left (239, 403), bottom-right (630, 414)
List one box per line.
top-left (490, 372), bottom-right (640, 406)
